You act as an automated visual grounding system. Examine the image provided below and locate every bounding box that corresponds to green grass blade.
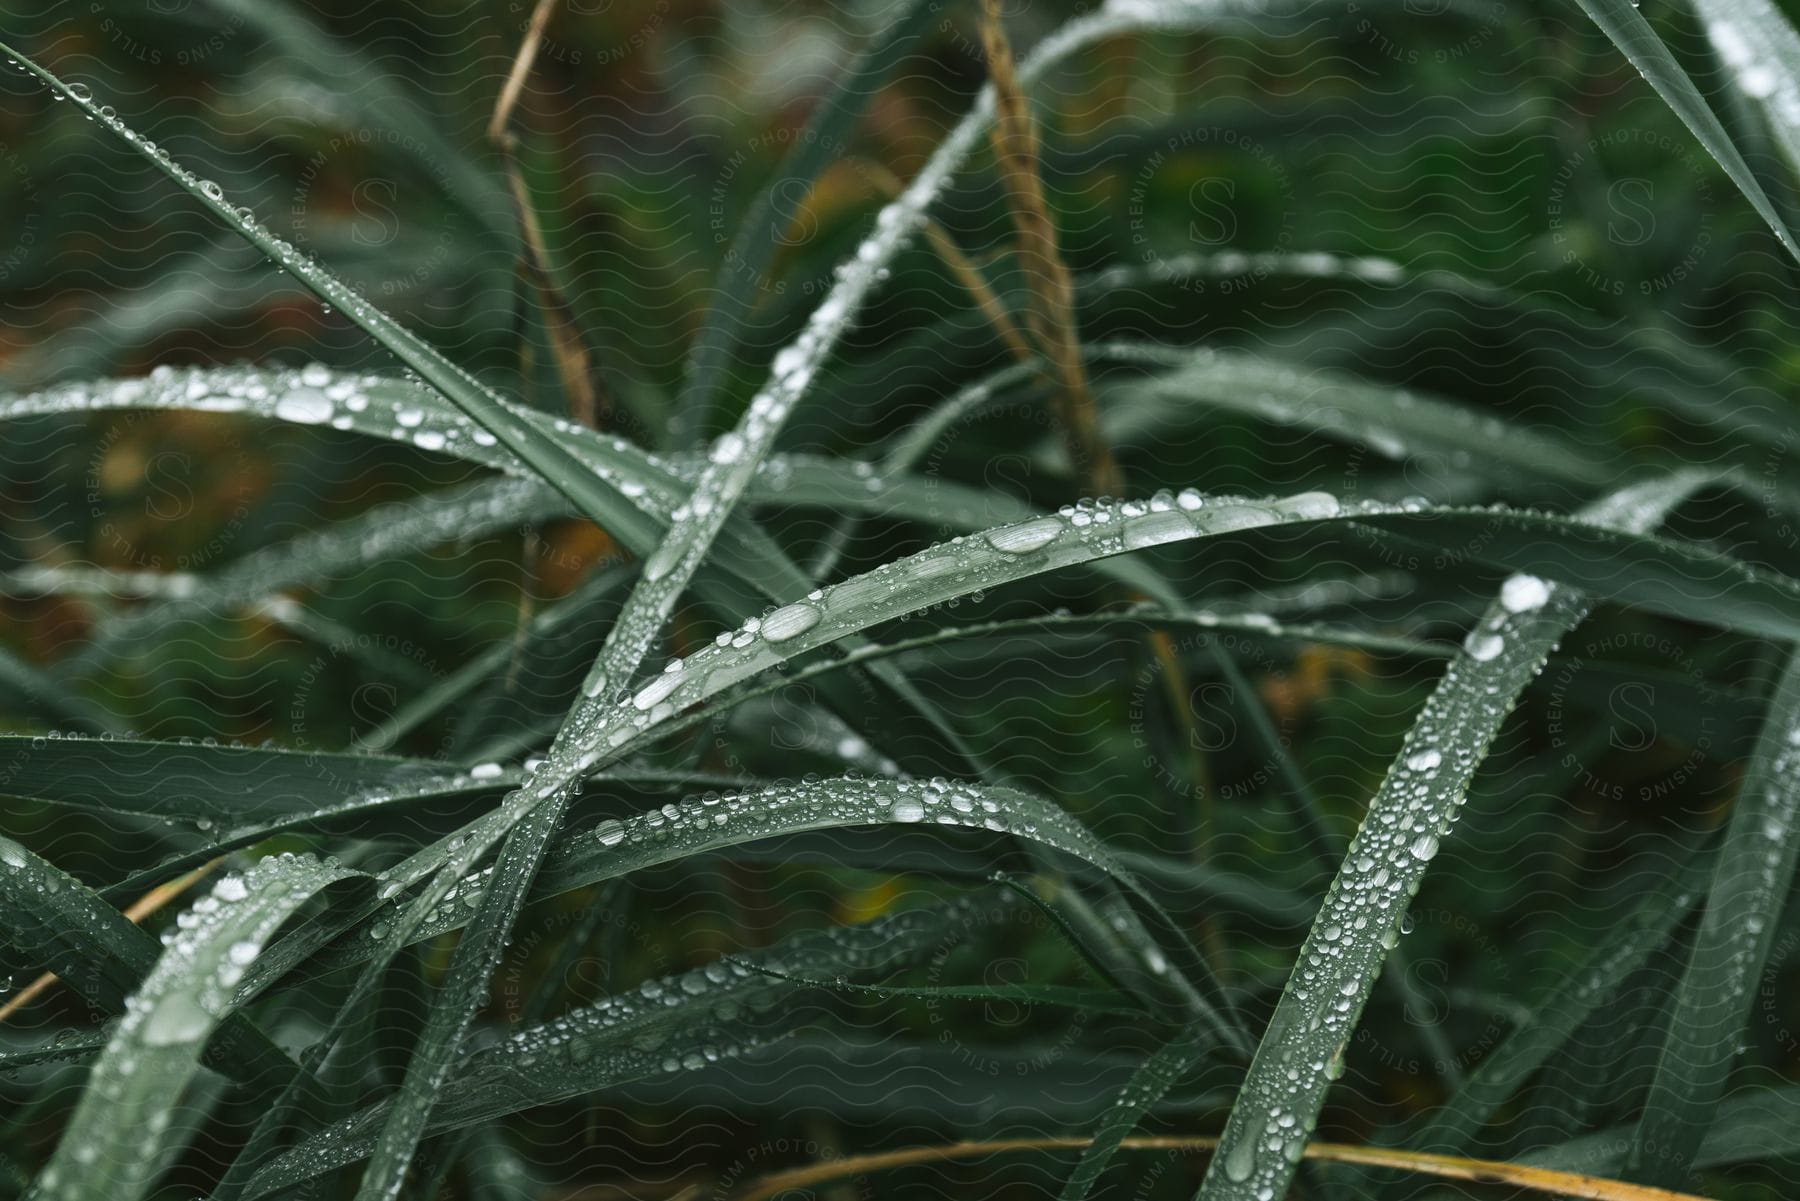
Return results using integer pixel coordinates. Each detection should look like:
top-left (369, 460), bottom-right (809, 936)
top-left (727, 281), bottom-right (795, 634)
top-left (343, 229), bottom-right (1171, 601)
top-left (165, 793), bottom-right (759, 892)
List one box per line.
top-left (1530, 1082), bottom-right (1800, 1173)
top-left (675, 0), bottom-right (942, 444)
top-left (1058, 1026), bottom-right (1212, 1200)
top-left (0, 42), bottom-right (645, 541)
top-left (1569, 0), bottom-right (1800, 260)
top-left (240, 891), bottom-right (1016, 1198)
top-left (1623, 649), bottom-right (1800, 1186)
top-left (347, 796), bottom-right (570, 1201)
top-left (1092, 341), bottom-right (1615, 488)
top-left (0, 646), bottom-right (125, 734)
top-left (0, 834), bottom-right (301, 1091)
top-left (1407, 846), bottom-right (1714, 1154)
top-left (526, 482), bottom-right (1800, 774)
top-left (1193, 474), bottom-right (1706, 1201)
top-left (301, 777), bottom-right (1231, 1040)
top-left (23, 853), bottom-right (350, 1201)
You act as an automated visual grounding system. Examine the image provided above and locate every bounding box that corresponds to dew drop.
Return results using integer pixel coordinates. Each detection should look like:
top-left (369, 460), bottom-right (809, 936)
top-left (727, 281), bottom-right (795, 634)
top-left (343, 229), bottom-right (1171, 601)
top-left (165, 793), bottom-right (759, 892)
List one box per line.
top-left (273, 388), bottom-right (333, 426)
top-left (984, 516), bottom-right (1065, 555)
top-left (1500, 574), bottom-right (1550, 614)
top-left (760, 602), bottom-right (821, 644)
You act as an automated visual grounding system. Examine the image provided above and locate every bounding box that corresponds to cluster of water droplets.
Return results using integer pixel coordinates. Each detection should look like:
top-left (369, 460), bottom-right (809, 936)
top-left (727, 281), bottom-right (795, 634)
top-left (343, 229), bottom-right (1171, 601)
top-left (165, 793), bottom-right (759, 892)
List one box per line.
top-left (1201, 571), bottom-right (1583, 1198)
top-left (565, 490), bottom-right (1368, 769)
top-left (1087, 248), bottom-right (1407, 295)
top-left (27, 852), bottom-right (348, 1200)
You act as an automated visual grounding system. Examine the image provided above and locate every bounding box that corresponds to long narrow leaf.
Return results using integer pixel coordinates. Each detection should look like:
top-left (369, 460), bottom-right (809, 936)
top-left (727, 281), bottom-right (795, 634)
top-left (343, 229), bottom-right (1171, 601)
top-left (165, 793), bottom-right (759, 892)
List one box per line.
top-left (1570, 0), bottom-right (1800, 259)
top-left (1624, 649), bottom-right (1800, 1185)
top-left (0, 42), bottom-right (650, 543)
top-left (1194, 474), bottom-right (1706, 1201)
top-left (23, 854), bottom-right (350, 1201)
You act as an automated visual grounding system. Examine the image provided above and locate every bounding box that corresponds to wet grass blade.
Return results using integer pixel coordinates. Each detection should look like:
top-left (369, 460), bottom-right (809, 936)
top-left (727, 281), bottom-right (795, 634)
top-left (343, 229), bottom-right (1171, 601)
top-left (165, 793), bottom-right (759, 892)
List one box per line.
top-left (1570, 0), bottom-right (1800, 260)
top-left (1689, 0), bottom-right (1800, 177)
top-left (1406, 847), bottom-right (1714, 1154)
top-left (0, 41), bottom-right (643, 540)
top-left (24, 853), bottom-right (351, 1201)
top-left (0, 834), bottom-right (302, 1092)
top-left (675, 0), bottom-right (943, 444)
top-left (1058, 1025), bottom-right (1212, 1200)
top-left (1623, 649), bottom-right (1800, 1186)
top-left (1093, 341), bottom-right (1615, 488)
top-left (1194, 475), bottom-right (1706, 1201)
top-left (240, 892), bottom-right (1021, 1198)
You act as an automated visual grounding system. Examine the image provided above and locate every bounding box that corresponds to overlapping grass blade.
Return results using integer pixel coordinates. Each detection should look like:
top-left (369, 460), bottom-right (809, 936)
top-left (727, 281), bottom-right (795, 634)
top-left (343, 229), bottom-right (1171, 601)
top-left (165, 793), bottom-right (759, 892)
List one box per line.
top-left (520, 484), bottom-right (1800, 776)
top-left (675, 0), bottom-right (943, 444)
top-left (1623, 649), bottom-right (1800, 1186)
top-left (0, 834), bottom-right (300, 1091)
top-left (0, 41), bottom-right (646, 540)
top-left (240, 890), bottom-right (1033, 1198)
top-left (342, 4), bottom-right (1313, 1187)
top-left (1570, 0), bottom-right (1800, 259)
top-left (1194, 474), bottom-right (1706, 1201)
top-left (297, 778), bottom-right (1236, 1038)
top-left (23, 853), bottom-right (351, 1201)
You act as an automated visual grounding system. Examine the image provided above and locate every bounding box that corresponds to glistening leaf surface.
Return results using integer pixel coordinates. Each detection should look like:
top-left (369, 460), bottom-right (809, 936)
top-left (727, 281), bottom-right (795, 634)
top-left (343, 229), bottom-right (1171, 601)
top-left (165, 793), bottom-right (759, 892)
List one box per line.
top-left (1193, 474), bottom-right (1706, 1201)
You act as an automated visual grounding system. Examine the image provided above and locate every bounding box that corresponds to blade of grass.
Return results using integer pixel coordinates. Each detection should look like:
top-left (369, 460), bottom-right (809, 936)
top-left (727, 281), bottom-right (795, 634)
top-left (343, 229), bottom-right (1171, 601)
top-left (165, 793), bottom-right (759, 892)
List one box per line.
top-left (0, 857), bottom-right (219, 1024)
top-left (0, 836), bottom-right (302, 1092)
top-left (1570, 0), bottom-right (1800, 260)
top-left (1193, 474), bottom-right (1707, 1201)
top-left (239, 890), bottom-right (1029, 1197)
top-left (674, 0), bottom-right (944, 445)
top-left (23, 853), bottom-right (351, 1201)
top-left (1622, 649), bottom-right (1800, 1186)
top-left (1404, 845), bottom-right (1716, 1155)
top-left (1690, 0), bottom-right (1800, 177)
top-left (1091, 341), bottom-right (1616, 489)
top-left (0, 41), bottom-right (651, 543)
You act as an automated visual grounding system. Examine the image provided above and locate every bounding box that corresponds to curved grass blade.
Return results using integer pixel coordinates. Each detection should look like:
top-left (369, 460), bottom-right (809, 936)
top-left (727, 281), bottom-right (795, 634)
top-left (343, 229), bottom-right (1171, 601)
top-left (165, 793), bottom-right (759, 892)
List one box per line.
top-left (1569, 0), bottom-right (1800, 260)
top-left (0, 647), bottom-right (124, 734)
top-left (528, 482), bottom-right (1800, 779)
top-left (1194, 475), bottom-right (1707, 1201)
top-left (50, 475), bottom-right (564, 673)
top-left (0, 368), bottom-right (1027, 593)
top-left (0, 835), bottom-right (301, 1091)
top-left (1092, 341), bottom-right (1615, 488)
top-left (302, 777), bottom-right (1240, 1043)
top-left (0, 43), bottom-right (651, 544)
top-left (1532, 1082), bottom-right (1800, 1174)
top-left (728, 954), bottom-right (1146, 1016)
top-left (1623, 649), bottom-right (1800, 1186)
top-left (676, 0), bottom-right (944, 444)
top-left (24, 853), bottom-right (351, 1201)
top-left (1406, 846), bottom-right (1715, 1154)
top-left (239, 891), bottom-right (1020, 1198)
top-left (1058, 1025), bottom-right (1213, 1200)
